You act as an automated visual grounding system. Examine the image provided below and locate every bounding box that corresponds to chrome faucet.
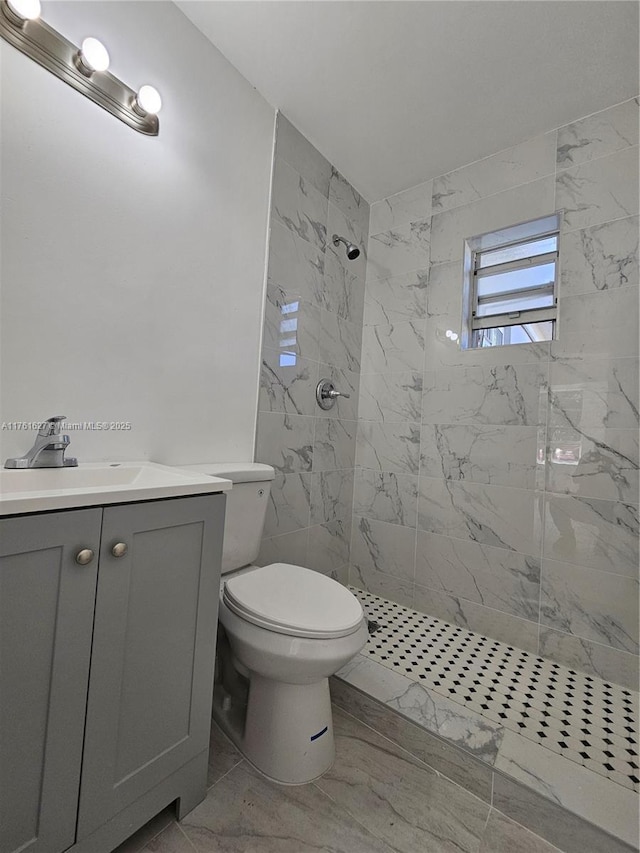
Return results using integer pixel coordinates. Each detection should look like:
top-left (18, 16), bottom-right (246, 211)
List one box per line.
top-left (4, 416), bottom-right (78, 469)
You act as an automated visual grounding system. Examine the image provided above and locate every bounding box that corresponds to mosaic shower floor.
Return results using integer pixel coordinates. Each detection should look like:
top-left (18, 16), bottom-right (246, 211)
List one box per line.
top-left (352, 589), bottom-right (639, 794)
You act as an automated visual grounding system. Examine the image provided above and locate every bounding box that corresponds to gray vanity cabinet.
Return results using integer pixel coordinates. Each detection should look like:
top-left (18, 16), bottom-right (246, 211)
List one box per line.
top-left (0, 492), bottom-right (224, 853)
top-left (77, 495), bottom-right (223, 838)
top-left (0, 509), bottom-right (102, 853)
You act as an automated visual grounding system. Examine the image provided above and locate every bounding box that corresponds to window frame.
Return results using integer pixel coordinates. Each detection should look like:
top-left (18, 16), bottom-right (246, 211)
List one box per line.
top-left (461, 213), bottom-right (561, 350)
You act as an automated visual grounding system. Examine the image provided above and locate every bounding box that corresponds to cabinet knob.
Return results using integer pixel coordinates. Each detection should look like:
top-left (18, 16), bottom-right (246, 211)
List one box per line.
top-left (111, 542), bottom-right (128, 558)
top-left (75, 548), bottom-right (94, 566)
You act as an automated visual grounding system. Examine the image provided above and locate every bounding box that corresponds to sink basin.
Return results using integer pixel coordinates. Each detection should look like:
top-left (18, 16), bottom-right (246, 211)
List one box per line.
top-left (0, 461), bottom-right (231, 516)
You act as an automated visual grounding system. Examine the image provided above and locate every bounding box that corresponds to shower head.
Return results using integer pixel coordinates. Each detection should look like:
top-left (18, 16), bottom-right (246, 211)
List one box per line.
top-left (332, 234), bottom-right (360, 261)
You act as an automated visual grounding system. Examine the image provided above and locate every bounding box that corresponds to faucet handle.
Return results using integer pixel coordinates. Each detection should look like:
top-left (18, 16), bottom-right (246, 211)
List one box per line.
top-left (39, 415), bottom-right (67, 436)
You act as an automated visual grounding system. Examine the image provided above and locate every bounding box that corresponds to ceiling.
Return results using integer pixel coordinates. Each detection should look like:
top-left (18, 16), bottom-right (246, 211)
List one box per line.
top-left (178, 1), bottom-right (639, 202)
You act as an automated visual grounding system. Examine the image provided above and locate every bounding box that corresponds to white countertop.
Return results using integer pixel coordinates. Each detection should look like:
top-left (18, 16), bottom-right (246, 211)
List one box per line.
top-left (0, 461), bottom-right (232, 516)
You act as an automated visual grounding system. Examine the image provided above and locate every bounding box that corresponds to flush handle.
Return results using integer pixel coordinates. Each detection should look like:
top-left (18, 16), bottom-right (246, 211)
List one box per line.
top-left (316, 379), bottom-right (350, 411)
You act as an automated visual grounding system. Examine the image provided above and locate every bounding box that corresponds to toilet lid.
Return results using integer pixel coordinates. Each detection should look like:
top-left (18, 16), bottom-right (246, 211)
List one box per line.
top-left (223, 563), bottom-right (364, 639)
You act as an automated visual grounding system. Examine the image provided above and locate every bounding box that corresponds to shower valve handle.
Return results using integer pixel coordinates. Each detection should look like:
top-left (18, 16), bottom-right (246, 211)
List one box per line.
top-left (316, 379), bottom-right (350, 410)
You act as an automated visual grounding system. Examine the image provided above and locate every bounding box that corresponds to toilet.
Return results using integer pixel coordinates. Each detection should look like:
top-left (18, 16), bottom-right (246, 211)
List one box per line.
top-left (184, 462), bottom-right (368, 785)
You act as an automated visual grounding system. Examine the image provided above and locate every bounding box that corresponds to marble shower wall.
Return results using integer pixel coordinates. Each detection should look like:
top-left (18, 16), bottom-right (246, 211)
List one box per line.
top-left (352, 97), bottom-right (639, 689)
top-left (255, 114), bottom-right (369, 581)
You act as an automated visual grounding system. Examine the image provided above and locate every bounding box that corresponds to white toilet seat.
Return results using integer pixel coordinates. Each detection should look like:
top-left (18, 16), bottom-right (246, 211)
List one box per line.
top-left (223, 562), bottom-right (364, 640)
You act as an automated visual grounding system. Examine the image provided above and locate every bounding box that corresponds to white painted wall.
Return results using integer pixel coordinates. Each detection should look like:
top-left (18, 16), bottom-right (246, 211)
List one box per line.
top-left (0, 1), bottom-right (274, 465)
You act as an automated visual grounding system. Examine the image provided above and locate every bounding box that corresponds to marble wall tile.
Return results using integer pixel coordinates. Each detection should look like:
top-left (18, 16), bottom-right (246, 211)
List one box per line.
top-left (275, 113), bottom-right (331, 197)
top-left (479, 810), bottom-right (564, 853)
top-left (424, 321), bottom-right (551, 371)
top-left (353, 469), bottom-right (418, 527)
top-left (363, 268), bottom-right (429, 327)
top-left (180, 761), bottom-right (396, 853)
top-left (356, 421), bottom-right (421, 474)
top-left (314, 363), bottom-right (359, 422)
top-left (413, 584), bottom-right (540, 653)
top-left (367, 218), bottom-right (431, 281)
top-left (495, 730), bottom-right (640, 848)
top-left (311, 469), bottom-right (354, 524)
top-left (271, 156), bottom-right (328, 251)
top-left (267, 220), bottom-right (326, 307)
top-left (350, 516), bottom-right (416, 582)
top-left (259, 347), bottom-right (319, 417)
top-left (263, 285), bottom-right (321, 361)
top-left (323, 246), bottom-right (365, 324)
top-left (538, 627), bottom-right (639, 692)
top-left (545, 426), bottom-right (639, 503)
top-left (559, 216), bottom-right (639, 298)
top-left (417, 478), bottom-right (543, 556)
top-left (552, 286), bottom-right (639, 361)
top-left (142, 823), bottom-right (195, 853)
top-left (556, 146), bottom-right (639, 233)
top-left (264, 472), bottom-right (312, 538)
top-left (306, 519), bottom-right (351, 575)
top-left (548, 357), bottom-right (639, 431)
top-left (429, 177), bottom-right (555, 265)
top-left (329, 167), bottom-right (369, 237)
top-left (540, 558), bottom-right (639, 653)
top-left (327, 200), bottom-right (367, 280)
top-left (414, 531), bottom-right (541, 621)
top-left (255, 411), bottom-right (314, 473)
top-left (316, 308), bottom-right (362, 372)
top-left (358, 372), bottom-right (422, 423)
top-left (317, 709), bottom-right (489, 853)
top-left (492, 771), bottom-right (637, 853)
top-left (556, 98), bottom-right (639, 170)
top-left (425, 261), bottom-right (462, 319)
top-left (422, 364), bottom-right (548, 426)
top-left (369, 180), bottom-right (433, 236)
top-left (432, 133), bottom-right (556, 214)
top-left (421, 424), bottom-right (539, 489)
top-left (349, 562), bottom-right (414, 607)
top-left (361, 320), bottom-right (425, 374)
top-left (543, 493), bottom-right (639, 578)
top-left (329, 679), bottom-right (494, 803)
top-left (257, 528), bottom-right (308, 568)
top-left (313, 417), bottom-right (357, 471)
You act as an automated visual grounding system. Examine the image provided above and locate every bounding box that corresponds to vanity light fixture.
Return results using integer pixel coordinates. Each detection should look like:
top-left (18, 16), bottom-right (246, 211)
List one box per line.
top-left (0, 0), bottom-right (160, 135)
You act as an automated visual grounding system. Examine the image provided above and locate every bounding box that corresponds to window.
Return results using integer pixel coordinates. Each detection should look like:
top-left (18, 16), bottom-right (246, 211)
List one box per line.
top-left (462, 213), bottom-right (560, 349)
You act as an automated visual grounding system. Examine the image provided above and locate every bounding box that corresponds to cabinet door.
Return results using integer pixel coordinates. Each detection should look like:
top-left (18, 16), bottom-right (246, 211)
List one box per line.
top-left (77, 495), bottom-right (224, 837)
top-left (0, 509), bottom-right (102, 853)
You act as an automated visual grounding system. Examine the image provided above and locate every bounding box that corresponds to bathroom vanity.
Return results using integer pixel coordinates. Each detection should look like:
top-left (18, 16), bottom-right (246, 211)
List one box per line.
top-left (0, 464), bottom-right (230, 853)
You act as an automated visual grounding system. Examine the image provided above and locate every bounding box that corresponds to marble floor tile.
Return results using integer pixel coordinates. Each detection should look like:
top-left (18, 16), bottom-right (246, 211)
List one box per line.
top-left (180, 761), bottom-right (396, 853)
top-left (275, 113), bottom-right (331, 197)
top-left (432, 132), bottom-right (556, 214)
top-left (361, 319), bottom-right (425, 374)
top-left (142, 824), bottom-right (195, 853)
top-left (353, 468), bottom-right (418, 527)
top-left (356, 420), bottom-right (421, 475)
top-left (422, 363), bottom-right (548, 427)
top-left (495, 730), bottom-right (640, 848)
top-left (271, 156), bottom-right (328, 252)
top-left (207, 720), bottom-right (243, 788)
top-left (559, 216), bottom-right (639, 298)
top-left (557, 146), bottom-right (639, 233)
top-left (363, 268), bottom-right (429, 326)
top-left (556, 98), bottom-right (639, 170)
top-left (113, 808), bottom-right (174, 853)
top-left (369, 180), bottom-right (433, 235)
top-left (480, 811), bottom-right (563, 853)
top-left (316, 709), bottom-right (490, 853)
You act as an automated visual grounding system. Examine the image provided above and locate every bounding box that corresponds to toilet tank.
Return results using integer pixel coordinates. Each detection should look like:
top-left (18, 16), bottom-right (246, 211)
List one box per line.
top-left (182, 462), bottom-right (275, 574)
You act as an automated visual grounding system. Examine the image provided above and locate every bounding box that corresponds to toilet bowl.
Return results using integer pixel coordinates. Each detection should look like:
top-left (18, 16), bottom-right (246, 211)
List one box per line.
top-left (183, 463), bottom-right (368, 784)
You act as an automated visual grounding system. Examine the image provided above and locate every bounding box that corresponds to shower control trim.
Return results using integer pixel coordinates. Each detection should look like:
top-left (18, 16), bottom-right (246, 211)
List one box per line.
top-left (316, 379), bottom-right (350, 411)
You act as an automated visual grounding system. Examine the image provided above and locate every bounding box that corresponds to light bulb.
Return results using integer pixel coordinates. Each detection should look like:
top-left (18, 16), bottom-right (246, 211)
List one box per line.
top-left (79, 37), bottom-right (110, 73)
top-left (135, 85), bottom-right (162, 115)
top-left (6, 0), bottom-right (41, 20)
